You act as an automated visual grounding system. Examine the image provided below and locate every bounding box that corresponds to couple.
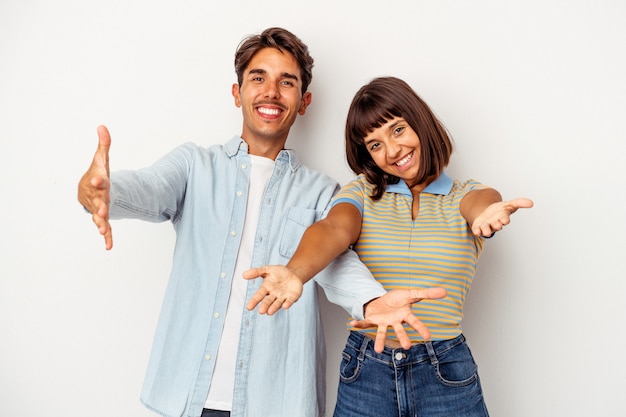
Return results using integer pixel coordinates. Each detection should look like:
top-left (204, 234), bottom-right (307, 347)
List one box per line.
top-left (78, 27), bottom-right (532, 417)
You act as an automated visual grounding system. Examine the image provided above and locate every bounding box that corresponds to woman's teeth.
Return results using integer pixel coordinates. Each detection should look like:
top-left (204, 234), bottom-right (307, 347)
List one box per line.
top-left (395, 151), bottom-right (413, 167)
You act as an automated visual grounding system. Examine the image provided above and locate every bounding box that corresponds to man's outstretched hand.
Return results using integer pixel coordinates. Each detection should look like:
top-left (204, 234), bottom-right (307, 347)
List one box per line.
top-left (78, 125), bottom-right (113, 250)
top-left (354, 287), bottom-right (448, 353)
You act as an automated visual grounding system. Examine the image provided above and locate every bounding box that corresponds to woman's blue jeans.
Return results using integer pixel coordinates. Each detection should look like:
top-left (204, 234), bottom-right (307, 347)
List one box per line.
top-left (333, 331), bottom-right (490, 417)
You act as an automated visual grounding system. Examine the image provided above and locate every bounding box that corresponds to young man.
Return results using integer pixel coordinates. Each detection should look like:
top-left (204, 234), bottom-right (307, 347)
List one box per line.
top-left (78, 27), bottom-right (443, 417)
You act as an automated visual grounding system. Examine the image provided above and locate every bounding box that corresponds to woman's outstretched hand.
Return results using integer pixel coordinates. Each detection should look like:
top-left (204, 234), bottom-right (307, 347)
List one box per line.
top-left (471, 197), bottom-right (534, 237)
top-left (242, 265), bottom-right (304, 315)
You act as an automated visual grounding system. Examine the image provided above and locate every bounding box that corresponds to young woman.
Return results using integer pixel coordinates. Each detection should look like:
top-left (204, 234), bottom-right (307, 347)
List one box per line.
top-left (245, 76), bottom-right (533, 417)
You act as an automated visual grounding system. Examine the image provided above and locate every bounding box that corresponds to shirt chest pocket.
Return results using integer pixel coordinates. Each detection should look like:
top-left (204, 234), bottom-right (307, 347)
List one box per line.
top-left (279, 207), bottom-right (320, 259)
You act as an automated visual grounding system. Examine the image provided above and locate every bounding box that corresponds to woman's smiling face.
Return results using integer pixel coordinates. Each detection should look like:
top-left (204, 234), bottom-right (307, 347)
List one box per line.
top-left (364, 116), bottom-right (422, 183)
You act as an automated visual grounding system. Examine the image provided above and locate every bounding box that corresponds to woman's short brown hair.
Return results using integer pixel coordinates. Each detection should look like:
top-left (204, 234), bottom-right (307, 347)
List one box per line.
top-left (345, 76), bottom-right (453, 200)
top-left (234, 27), bottom-right (314, 95)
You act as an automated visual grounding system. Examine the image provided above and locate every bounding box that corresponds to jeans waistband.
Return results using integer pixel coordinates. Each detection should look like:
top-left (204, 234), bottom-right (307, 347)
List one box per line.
top-left (346, 330), bottom-right (466, 365)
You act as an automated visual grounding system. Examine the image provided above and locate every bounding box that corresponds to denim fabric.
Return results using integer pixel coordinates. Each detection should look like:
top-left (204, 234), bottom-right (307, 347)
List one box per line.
top-left (333, 331), bottom-right (489, 417)
top-left (202, 410), bottom-right (230, 417)
top-left (109, 137), bottom-right (385, 417)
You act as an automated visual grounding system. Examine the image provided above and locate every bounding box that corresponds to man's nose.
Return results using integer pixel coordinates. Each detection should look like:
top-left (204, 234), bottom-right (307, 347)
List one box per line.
top-left (263, 82), bottom-right (280, 99)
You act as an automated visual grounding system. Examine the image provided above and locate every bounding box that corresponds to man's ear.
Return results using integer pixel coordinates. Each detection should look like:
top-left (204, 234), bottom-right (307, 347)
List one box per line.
top-left (232, 83), bottom-right (242, 107)
top-left (298, 92), bottom-right (312, 115)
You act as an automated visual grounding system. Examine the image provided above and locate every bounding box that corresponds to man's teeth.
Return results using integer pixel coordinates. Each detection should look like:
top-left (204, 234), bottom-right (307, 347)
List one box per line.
top-left (258, 107), bottom-right (280, 115)
top-left (396, 152), bottom-right (413, 166)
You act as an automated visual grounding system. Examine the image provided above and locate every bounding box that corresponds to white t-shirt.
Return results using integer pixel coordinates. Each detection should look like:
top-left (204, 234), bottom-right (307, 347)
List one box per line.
top-left (204, 154), bottom-right (275, 411)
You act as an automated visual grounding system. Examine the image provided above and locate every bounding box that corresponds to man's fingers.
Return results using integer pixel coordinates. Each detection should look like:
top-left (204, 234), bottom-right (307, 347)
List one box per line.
top-left (93, 125), bottom-right (112, 179)
top-left (78, 125), bottom-right (114, 250)
top-left (403, 315), bottom-right (431, 341)
top-left (93, 216), bottom-right (112, 250)
top-left (103, 228), bottom-right (113, 250)
top-left (96, 125), bottom-right (111, 157)
top-left (374, 326), bottom-right (387, 353)
top-left (97, 125), bottom-right (111, 147)
top-left (392, 323), bottom-right (414, 349)
top-left (408, 287), bottom-right (447, 302)
top-left (426, 287), bottom-right (447, 299)
top-left (90, 196), bottom-right (110, 218)
top-left (348, 319), bottom-right (373, 329)
top-left (90, 175), bottom-right (110, 190)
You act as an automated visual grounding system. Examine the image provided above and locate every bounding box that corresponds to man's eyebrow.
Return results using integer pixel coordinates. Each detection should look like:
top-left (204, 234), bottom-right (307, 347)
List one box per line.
top-left (247, 68), bottom-right (299, 81)
top-left (248, 68), bottom-right (267, 76)
top-left (281, 72), bottom-right (299, 81)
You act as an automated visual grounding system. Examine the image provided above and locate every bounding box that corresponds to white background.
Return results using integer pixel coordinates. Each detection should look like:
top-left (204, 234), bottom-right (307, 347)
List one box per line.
top-left (1, 1), bottom-right (625, 416)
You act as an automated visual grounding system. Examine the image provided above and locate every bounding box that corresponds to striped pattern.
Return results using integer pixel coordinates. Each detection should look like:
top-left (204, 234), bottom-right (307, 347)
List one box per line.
top-left (334, 175), bottom-right (486, 342)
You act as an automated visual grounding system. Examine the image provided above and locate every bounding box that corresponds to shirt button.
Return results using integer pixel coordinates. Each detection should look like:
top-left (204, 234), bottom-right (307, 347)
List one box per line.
top-left (241, 163), bottom-right (247, 169)
top-left (205, 354), bottom-right (212, 361)
top-left (230, 230), bottom-right (237, 237)
top-left (236, 191), bottom-right (242, 197)
top-left (220, 272), bottom-right (226, 278)
top-left (214, 312), bottom-right (220, 319)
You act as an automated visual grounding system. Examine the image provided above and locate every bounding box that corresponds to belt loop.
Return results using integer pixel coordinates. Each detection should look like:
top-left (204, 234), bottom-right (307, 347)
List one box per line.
top-left (425, 341), bottom-right (438, 365)
top-left (358, 333), bottom-right (369, 361)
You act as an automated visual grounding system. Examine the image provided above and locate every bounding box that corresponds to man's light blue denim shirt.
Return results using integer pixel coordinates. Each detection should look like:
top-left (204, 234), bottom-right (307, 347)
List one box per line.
top-left (109, 136), bottom-right (385, 417)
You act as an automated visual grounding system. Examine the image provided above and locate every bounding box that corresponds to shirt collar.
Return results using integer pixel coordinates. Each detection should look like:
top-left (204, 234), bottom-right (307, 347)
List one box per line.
top-left (385, 172), bottom-right (453, 197)
top-left (225, 136), bottom-right (301, 172)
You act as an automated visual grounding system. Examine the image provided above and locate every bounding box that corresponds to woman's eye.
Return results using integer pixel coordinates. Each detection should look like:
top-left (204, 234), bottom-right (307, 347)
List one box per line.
top-left (394, 126), bottom-right (405, 135)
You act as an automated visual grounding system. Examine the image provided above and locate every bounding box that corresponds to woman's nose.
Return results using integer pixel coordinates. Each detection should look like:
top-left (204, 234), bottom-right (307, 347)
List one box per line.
top-left (386, 140), bottom-right (402, 159)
